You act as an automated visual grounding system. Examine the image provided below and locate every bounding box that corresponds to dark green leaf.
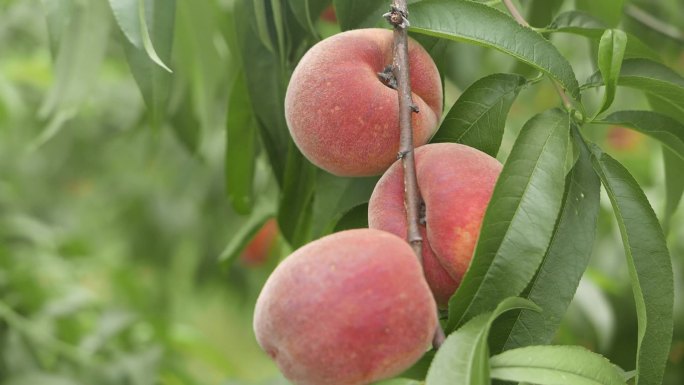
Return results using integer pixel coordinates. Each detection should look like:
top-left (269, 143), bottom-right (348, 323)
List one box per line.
top-left (333, 203), bottom-right (370, 232)
top-left (119, 0), bottom-right (176, 129)
top-left (590, 146), bottom-right (674, 385)
top-left (490, 345), bottom-right (627, 385)
top-left (226, 73), bottom-right (258, 215)
top-left (332, 0), bottom-right (386, 30)
top-left (490, 126), bottom-right (600, 352)
top-left (546, 12), bottom-right (659, 60)
top-left (594, 111), bottom-right (684, 160)
top-left (311, 173), bottom-right (378, 238)
top-left (410, 0), bottom-right (580, 101)
top-left (278, 146), bottom-right (317, 248)
top-left (596, 29), bottom-right (627, 115)
top-left (234, 0), bottom-right (291, 185)
top-left (431, 73), bottom-right (526, 157)
top-left (525, 0), bottom-right (563, 28)
top-left (446, 109), bottom-right (570, 332)
top-left (289, 0), bottom-right (330, 36)
top-left (426, 297), bottom-right (539, 385)
top-left (585, 59), bottom-right (684, 113)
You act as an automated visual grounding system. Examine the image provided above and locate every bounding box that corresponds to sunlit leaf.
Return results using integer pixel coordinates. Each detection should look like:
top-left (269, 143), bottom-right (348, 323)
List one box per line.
top-left (490, 345), bottom-right (627, 385)
top-left (426, 297), bottom-right (539, 385)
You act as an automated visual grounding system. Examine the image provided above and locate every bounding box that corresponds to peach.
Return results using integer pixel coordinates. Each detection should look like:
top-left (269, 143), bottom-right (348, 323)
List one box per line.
top-left (253, 229), bottom-right (437, 385)
top-left (285, 28), bottom-right (443, 177)
top-left (368, 143), bottom-right (502, 307)
top-left (240, 219), bottom-right (279, 267)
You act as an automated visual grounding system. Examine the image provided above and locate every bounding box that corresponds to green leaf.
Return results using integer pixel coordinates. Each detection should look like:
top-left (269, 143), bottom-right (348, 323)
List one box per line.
top-left (39, 0), bottom-right (111, 119)
top-left (120, 0), bottom-right (176, 129)
top-left (490, 345), bottom-right (627, 385)
top-left (108, 0), bottom-right (173, 72)
top-left (310, 173), bottom-right (378, 239)
top-left (446, 109), bottom-right (570, 332)
top-left (226, 72), bottom-right (258, 215)
top-left (431, 73), bottom-right (526, 157)
top-left (288, 0), bottom-right (329, 37)
top-left (332, 0), bottom-right (386, 30)
top-left (174, 0), bottom-right (228, 138)
top-left (40, 0), bottom-right (76, 58)
top-left (546, 12), bottom-right (659, 60)
top-left (596, 29), bottom-right (627, 116)
top-left (590, 146), bottom-right (674, 385)
top-left (490, 126), bottom-right (600, 352)
top-left (585, 59), bottom-right (684, 114)
top-left (576, 0), bottom-right (625, 27)
top-left (218, 199), bottom-right (276, 265)
top-left (593, 111), bottom-right (684, 160)
top-left (278, 146), bottom-right (317, 248)
top-left (663, 147), bottom-right (684, 234)
top-left (234, 0), bottom-right (291, 185)
top-left (426, 297), bottom-right (539, 385)
top-left (333, 203), bottom-right (370, 232)
top-left (373, 379), bottom-right (422, 385)
top-left (410, 0), bottom-right (580, 101)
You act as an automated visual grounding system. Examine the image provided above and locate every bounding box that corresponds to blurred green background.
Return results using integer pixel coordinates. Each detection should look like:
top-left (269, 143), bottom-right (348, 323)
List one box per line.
top-left (0, 0), bottom-right (682, 384)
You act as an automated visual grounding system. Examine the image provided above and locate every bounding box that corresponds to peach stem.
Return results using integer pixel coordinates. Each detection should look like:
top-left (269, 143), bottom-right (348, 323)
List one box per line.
top-left (386, 0), bottom-right (445, 349)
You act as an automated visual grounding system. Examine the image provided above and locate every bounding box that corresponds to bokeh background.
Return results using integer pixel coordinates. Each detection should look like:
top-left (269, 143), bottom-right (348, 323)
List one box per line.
top-left (0, 0), bottom-right (682, 384)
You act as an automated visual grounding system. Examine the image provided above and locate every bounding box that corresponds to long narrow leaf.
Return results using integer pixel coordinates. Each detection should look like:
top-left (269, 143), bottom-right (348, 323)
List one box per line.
top-left (490, 126), bottom-right (600, 352)
top-left (446, 109), bottom-right (570, 332)
top-left (590, 145), bottom-right (674, 385)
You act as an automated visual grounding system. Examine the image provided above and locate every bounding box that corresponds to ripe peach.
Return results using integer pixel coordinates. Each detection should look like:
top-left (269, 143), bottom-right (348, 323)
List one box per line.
top-left (368, 143), bottom-right (501, 307)
top-left (240, 219), bottom-right (278, 267)
top-left (253, 229), bottom-right (437, 385)
top-left (285, 28), bottom-right (443, 177)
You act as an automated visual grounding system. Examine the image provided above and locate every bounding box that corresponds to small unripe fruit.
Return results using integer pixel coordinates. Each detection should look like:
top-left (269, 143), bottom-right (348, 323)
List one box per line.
top-left (285, 28), bottom-right (443, 177)
top-left (369, 143), bottom-right (502, 307)
top-left (253, 229), bottom-right (437, 385)
top-left (240, 219), bottom-right (278, 267)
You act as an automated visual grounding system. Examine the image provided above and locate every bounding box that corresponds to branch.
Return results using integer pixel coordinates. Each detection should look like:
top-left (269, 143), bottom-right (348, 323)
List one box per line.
top-left (384, 0), bottom-right (446, 349)
top-left (625, 4), bottom-right (684, 44)
top-left (502, 0), bottom-right (529, 27)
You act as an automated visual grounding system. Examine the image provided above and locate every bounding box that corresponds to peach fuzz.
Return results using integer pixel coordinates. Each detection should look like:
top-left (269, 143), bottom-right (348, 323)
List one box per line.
top-left (368, 143), bottom-right (502, 307)
top-left (253, 229), bottom-right (437, 385)
top-left (285, 28), bottom-right (442, 177)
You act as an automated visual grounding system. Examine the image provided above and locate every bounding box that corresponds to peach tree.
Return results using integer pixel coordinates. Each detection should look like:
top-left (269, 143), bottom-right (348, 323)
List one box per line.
top-left (101, 0), bottom-right (681, 384)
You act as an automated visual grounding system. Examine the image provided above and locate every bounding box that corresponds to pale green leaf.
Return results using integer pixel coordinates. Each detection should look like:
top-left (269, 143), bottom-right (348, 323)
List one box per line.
top-left (490, 345), bottom-right (626, 385)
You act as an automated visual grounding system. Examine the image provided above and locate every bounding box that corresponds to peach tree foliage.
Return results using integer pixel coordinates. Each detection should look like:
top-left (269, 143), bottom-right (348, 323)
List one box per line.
top-left (99, 0), bottom-right (679, 384)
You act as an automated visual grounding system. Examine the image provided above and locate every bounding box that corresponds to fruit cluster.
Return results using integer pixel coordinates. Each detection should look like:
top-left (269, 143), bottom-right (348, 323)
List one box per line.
top-left (254, 28), bottom-right (501, 385)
